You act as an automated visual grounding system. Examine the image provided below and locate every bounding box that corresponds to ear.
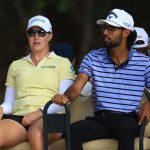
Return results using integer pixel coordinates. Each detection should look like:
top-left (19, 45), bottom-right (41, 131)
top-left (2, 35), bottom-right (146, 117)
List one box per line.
top-left (122, 29), bottom-right (131, 38)
top-left (48, 33), bottom-right (53, 41)
top-left (71, 58), bottom-right (76, 66)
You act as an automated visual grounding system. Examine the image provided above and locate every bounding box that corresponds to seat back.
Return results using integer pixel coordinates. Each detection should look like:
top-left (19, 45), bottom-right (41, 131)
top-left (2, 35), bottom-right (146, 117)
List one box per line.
top-left (43, 101), bottom-right (71, 150)
top-left (70, 95), bottom-right (94, 123)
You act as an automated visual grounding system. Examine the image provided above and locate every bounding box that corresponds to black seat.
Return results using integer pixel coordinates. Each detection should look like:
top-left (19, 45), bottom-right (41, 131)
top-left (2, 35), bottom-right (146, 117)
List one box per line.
top-left (43, 101), bottom-right (71, 150)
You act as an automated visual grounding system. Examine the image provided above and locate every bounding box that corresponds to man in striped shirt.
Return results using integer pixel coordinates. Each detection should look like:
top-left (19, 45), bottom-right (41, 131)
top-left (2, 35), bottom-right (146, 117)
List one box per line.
top-left (52, 8), bottom-right (150, 150)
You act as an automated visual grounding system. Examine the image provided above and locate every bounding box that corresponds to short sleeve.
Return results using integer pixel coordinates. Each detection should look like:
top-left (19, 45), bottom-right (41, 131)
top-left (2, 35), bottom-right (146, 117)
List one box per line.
top-left (145, 60), bottom-right (150, 89)
top-left (58, 58), bottom-right (75, 82)
top-left (78, 53), bottom-right (92, 78)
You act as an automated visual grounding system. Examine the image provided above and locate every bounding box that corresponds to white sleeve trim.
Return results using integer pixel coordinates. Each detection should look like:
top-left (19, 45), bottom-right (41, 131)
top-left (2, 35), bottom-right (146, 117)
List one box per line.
top-left (46, 80), bottom-right (73, 114)
top-left (1, 86), bottom-right (15, 114)
top-left (80, 81), bottom-right (92, 97)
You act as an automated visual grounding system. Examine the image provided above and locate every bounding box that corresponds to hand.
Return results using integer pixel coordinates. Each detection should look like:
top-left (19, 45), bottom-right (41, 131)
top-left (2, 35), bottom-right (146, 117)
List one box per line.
top-left (0, 106), bottom-right (3, 120)
top-left (52, 94), bottom-right (70, 105)
top-left (22, 110), bottom-right (43, 126)
top-left (139, 101), bottom-right (150, 125)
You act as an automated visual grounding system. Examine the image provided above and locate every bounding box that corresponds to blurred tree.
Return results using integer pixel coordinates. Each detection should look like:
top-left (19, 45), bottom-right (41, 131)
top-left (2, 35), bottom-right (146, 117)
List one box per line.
top-left (0, 0), bottom-right (150, 98)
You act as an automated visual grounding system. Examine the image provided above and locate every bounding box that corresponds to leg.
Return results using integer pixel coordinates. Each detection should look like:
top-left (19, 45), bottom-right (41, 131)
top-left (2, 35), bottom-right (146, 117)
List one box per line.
top-left (28, 118), bottom-right (44, 150)
top-left (0, 119), bottom-right (27, 147)
top-left (113, 117), bottom-right (139, 150)
top-left (48, 133), bottom-right (62, 144)
top-left (71, 118), bottom-right (110, 150)
top-left (28, 118), bottom-right (62, 150)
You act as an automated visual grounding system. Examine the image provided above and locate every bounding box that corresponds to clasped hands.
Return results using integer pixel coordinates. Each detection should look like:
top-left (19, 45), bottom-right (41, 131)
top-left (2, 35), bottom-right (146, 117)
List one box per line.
top-left (52, 94), bottom-right (70, 105)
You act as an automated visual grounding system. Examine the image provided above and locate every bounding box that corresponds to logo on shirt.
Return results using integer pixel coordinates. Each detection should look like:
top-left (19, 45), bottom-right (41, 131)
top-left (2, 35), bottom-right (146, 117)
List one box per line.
top-left (99, 57), bottom-right (103, 61)
top-left (41, 66), bottom-right (56, 69)
top-left (70, 66), bottom-right (74, 72)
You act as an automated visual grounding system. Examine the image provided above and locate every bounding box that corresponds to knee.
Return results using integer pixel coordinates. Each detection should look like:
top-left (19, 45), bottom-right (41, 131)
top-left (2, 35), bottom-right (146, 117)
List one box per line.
top-left (28, 127), bottom-right (43, 141)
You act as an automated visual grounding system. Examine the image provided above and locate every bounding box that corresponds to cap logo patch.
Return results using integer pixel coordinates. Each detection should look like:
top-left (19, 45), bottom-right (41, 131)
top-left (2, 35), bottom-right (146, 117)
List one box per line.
top-left (30, 18), bottom-right (46, 24)
top-left (123, 22), bottom-right (131, 27)
top-left (108, 11), bottom-right (118, 19)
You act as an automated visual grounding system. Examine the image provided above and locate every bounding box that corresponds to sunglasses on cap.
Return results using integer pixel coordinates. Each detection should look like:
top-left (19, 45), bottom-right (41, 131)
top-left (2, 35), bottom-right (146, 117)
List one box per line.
top-left (27, 28), bottom-right (50, 37)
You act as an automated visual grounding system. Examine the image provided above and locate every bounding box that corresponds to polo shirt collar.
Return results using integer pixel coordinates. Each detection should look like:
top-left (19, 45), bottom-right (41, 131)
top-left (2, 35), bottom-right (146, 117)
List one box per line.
top-left (105, 48), bottom-right (133, 63)
top-left (48, 51), bottom-right (57, 58)
top-left (104, 48), bottom-right (133, 69)
top-left (22, 51), bottom-right (57, 61)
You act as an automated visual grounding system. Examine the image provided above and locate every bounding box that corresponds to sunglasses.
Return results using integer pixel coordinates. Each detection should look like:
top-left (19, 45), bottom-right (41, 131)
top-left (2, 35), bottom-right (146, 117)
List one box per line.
top-left (101, 25), bottom-right (124, 33)
top-left (27, 29), bottom-right (50, 37)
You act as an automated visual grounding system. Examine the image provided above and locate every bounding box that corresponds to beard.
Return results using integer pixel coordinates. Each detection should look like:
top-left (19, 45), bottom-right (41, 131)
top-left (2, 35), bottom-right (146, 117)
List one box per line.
top-left (102, 33), bottom-right (122, 49)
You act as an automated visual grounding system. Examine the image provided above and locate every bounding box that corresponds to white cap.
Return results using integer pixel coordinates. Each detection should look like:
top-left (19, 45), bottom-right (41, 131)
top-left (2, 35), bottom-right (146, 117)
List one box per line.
top-left (132, 27), bottom-right (148, 48)
top-left (96, 9), bottom-right (134, 31)
top-left (27, 15), bottom-right (52, 32)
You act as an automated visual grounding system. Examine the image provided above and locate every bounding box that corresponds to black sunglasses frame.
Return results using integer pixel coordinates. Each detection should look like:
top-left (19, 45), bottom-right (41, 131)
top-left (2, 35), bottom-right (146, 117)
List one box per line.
top-left (101, 24), bottom-right (124, 34)
top-left (27, 29), bottom-right (50, 37)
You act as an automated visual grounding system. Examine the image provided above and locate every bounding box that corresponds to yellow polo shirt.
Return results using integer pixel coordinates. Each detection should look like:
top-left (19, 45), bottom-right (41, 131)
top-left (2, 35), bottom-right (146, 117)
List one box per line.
top-left (5, 52), bottom-right (75, 115)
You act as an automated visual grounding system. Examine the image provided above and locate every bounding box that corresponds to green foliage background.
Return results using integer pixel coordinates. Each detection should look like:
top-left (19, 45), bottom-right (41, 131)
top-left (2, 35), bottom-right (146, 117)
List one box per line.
top-left (0, 0), bottom-right (150, 99)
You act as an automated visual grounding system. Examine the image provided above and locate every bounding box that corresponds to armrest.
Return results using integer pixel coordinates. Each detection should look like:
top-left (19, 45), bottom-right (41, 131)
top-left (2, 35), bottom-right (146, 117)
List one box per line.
top-left (139, 117), bottom-right (147, 150)
top-left (43, 100), bottom-right (71, 150)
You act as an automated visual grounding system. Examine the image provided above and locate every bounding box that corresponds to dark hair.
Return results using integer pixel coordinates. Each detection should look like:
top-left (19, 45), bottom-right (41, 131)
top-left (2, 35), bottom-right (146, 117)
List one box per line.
top-left (127, 30), bottom-right (137, 49)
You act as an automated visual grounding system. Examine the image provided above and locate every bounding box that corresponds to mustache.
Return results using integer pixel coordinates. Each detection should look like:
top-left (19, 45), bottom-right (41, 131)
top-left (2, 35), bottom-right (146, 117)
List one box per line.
top-left (103, 35), bottom-right (109, 39)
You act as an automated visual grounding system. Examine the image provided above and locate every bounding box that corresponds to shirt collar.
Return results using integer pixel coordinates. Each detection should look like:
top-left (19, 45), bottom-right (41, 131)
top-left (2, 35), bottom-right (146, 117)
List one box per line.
top-left (105, 48), bottom-right (133, 64)
top-left (22, 51), bottom-right (57, 61)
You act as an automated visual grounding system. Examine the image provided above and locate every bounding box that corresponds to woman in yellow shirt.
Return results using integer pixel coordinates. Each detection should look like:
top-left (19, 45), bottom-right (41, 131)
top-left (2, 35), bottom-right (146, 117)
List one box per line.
top-left (0, 15), bottom-right (75, 150)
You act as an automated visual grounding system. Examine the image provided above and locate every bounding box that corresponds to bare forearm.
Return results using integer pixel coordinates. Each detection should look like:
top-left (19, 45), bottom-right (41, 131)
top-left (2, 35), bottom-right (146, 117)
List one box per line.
top-left (52, 73), bottom-right (89, 105)
top-left (64, 73), bottom-right (89, 102)
top-left (64, 85), bottom-right (81, 102)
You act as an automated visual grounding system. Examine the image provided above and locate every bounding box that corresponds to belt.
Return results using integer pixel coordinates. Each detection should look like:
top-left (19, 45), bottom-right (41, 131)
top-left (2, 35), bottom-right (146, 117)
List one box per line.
top-left (94, 110), bottom-right (137, 117)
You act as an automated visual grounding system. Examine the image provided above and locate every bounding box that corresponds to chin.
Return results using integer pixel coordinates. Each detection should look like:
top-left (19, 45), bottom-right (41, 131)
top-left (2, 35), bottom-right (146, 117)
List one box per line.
top-left (32, 49), bottom-right (42, 53)
top-left (103, 42), bottom-right (109, 48)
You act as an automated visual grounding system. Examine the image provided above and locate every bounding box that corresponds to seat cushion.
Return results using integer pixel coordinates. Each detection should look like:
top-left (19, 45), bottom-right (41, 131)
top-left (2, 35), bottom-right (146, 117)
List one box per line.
top-left (70, 95), bottom-right (94, 123)
top-left (2, 142), bottom-right (31, 150)
top-left (50, 137), bottom-right (150, 150)
top-left (82, 137), bottom-right (150, 150)
top-left (83, 139), bottom-right (118, 150)
top-left (50, 139), bottom-right (66, 150)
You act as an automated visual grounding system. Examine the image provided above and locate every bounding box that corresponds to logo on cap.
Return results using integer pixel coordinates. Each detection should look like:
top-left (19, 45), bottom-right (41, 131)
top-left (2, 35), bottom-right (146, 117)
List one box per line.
top-left (123, 22), bottom-right (131, 27)
top-left (30, 18), bottom-right (46, 24)
top-left (108, 11), bottom-right (118, 19)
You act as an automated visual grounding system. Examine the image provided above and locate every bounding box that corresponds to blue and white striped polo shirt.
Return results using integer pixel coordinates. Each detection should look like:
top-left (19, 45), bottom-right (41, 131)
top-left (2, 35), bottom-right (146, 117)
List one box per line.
top-left (78, 48), bottom-right (150, 113)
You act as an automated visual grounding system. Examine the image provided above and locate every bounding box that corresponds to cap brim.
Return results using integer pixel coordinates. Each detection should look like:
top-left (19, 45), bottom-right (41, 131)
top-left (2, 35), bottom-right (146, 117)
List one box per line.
top-left (27, 22), bottom-right (44, 30)
top-left (96, 19), bottom-right (122, 27)
top-left (132, 44), bottom-right (148, 48)
top-left (132, 39), bottom-right (148, 48)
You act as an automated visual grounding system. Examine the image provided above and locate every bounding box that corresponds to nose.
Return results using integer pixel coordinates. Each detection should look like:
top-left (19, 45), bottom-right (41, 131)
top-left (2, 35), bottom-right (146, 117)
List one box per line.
top-left (102, 28), bottom-right (109, 35)
top-left (34, 32), bottom-right (39, 39)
